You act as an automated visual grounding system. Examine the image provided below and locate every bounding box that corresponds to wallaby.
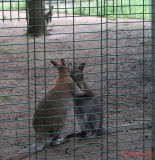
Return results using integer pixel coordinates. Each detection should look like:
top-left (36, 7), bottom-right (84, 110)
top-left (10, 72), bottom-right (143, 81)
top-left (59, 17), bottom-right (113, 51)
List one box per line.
top-left (4, 59), bottom-right (86, 160)
top-left (45, 6), bottom-right (54, 25)
top-left (59, 62), bottom-right (151, 142)
top-left (26, 6), bottom-right (54, 26)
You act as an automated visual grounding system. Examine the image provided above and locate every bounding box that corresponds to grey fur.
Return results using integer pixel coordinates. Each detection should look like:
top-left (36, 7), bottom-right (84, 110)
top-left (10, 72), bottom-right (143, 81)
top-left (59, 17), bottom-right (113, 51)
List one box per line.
top-left (69, 63), bottom-right (102, 137)
top-left (61, 62), bottom-right (151, 142)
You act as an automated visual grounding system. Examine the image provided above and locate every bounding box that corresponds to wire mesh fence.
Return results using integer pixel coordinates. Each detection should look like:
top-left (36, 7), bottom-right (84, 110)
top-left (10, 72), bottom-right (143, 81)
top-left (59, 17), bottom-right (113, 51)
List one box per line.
top-left (0, 0), bottom-right (153, 159)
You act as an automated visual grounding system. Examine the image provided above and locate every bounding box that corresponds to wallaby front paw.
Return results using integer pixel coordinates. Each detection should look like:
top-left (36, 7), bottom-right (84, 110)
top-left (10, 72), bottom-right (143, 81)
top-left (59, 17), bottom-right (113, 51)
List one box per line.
top-left (75, 90), bottom-right (86, 97)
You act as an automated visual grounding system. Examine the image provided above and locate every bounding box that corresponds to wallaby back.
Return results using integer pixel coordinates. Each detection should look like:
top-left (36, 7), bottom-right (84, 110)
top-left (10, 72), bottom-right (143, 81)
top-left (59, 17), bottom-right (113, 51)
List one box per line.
top-left (33, 59), bottom-right (79, 136)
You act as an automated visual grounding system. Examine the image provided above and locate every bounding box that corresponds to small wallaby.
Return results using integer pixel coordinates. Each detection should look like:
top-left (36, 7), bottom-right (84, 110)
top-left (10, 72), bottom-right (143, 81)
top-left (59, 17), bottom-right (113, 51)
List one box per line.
top-left (26, 6), bottom-right (54, 26)
top-left (45, 6), bottom-right (54, 25)
top-left (61, 62), bottom-right (151, 142)
top-left (4, 59), bottom-right (86, 160)
top-left (68, 62), bottom-right (103, 138)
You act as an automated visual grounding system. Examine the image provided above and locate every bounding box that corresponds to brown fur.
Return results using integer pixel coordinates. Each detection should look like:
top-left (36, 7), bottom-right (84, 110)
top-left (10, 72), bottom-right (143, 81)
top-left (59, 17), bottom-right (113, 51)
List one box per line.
top-left (5, 59), bottom-right (85, 160)
top-left (45, 6), bottom-right (54, 25)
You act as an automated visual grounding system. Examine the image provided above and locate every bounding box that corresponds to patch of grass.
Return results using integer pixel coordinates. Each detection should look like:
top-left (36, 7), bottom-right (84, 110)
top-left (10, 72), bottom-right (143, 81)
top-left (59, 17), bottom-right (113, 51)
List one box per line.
top-left (0, 0), bottom-right (150, 19)
top-left (0, 95), bottom-right (12, 103)
top-left (56, 0), bottom-right (150, 19)
top-left (0, 0), bottom-right (26, 10)
top-left (0, 48), bottom-right (11, 54)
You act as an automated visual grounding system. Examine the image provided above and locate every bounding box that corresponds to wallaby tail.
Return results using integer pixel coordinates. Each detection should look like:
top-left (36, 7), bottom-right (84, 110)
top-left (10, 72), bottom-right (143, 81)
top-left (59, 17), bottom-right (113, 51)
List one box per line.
top-left (4, 142), bottom-right (45, 160)
top-left (101, 123), bottom-right (151, 135)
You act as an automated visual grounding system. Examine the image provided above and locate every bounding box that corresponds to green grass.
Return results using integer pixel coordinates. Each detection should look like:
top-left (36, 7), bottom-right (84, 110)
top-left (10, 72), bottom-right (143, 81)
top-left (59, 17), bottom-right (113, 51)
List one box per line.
top-left (57, 0), bottom-right (150, 19)
top-left (0, 95), bottom-right (11, 103)
top-left (0, 48), bottom-right (11, 53)
top-left (0, 0), bottom-right (150, 19)
top-left (0, 0), bottom-right (26, 10)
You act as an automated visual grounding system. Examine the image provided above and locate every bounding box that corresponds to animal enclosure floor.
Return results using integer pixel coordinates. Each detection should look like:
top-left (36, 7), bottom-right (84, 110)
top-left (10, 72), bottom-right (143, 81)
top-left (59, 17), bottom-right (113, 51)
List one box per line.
top-left (0, 11), bottom-right (152, 160)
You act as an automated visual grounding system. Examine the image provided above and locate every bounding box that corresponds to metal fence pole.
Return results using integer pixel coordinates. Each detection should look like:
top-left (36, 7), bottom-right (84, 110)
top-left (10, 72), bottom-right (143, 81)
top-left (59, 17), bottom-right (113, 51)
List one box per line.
top-left (152, 0), bottom-right (155, 159)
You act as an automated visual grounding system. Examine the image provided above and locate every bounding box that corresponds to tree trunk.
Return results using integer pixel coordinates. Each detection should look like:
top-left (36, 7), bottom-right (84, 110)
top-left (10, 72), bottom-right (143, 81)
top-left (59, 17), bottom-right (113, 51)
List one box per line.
top-left (27, 1), bottom-right (48, 36)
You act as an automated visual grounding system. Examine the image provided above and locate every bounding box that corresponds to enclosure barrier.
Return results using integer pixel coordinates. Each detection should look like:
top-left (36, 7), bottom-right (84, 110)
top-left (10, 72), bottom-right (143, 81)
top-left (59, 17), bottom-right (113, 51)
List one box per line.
top-left (0, 0), bottom-right (153, 159)
top-left (152, 0), bottom-right (155, 159)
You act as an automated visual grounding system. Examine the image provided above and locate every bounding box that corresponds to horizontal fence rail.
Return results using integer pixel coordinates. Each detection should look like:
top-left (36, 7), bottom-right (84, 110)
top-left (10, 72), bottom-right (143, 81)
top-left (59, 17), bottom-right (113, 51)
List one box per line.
top-left (0, 0), bottom-right (153, 159)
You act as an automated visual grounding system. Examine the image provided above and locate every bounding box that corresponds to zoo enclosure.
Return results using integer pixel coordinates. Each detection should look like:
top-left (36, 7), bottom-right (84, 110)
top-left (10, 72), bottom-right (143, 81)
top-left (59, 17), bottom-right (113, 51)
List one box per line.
top-left (0, 0), bottom-right (154, 159)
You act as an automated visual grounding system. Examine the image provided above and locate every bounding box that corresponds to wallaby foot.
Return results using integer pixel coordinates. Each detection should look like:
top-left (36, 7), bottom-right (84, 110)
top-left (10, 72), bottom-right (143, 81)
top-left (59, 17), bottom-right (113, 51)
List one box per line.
top-left (50, 134), bottom-right (63, 146)
top-left (51, 138), bottom-right (65, 146)
top-left (50, 131), bottom-right (87, 146)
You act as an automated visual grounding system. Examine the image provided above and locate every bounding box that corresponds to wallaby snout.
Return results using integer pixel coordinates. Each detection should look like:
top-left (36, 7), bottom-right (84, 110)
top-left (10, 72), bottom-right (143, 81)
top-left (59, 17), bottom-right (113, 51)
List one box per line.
top-left (70, 70), bottom-right (74, 79)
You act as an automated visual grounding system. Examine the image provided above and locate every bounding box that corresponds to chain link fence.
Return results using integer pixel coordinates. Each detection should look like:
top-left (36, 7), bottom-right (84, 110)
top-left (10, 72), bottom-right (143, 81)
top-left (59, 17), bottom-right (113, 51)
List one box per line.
top-left (0, 0), bottom-right (153, 159)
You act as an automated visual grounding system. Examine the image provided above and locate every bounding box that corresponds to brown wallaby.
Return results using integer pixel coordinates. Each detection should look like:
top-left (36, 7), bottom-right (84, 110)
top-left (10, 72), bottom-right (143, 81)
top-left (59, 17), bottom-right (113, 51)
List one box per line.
top-left (59, 62), bottom-right (151, 142)
top-left (26, 6), bottom-right (54, 26)
top-left (4, 59), bottom-right (86, 160)
top-left (45, 6), bottom-right (54, 25)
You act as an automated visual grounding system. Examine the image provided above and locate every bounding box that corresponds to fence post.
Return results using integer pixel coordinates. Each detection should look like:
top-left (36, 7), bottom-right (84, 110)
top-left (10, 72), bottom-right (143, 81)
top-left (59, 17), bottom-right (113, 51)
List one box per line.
top-left (152, 0), bottom-right (155, 159)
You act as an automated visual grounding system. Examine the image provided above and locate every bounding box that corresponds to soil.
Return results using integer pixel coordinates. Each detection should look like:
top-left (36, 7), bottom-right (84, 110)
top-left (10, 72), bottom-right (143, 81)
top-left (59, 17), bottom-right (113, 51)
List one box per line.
top-left (0, 11), bottom-right (152, 159)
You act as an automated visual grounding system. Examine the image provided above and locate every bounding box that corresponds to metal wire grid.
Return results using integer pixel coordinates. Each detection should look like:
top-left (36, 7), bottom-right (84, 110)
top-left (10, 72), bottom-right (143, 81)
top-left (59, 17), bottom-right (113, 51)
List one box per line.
top-left (0, 0), bottom-right (153, 159)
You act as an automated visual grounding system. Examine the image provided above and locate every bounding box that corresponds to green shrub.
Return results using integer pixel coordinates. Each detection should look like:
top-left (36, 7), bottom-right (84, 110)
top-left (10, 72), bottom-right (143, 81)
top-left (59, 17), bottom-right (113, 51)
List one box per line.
top-left (0, 0), bottom-right (26, 10)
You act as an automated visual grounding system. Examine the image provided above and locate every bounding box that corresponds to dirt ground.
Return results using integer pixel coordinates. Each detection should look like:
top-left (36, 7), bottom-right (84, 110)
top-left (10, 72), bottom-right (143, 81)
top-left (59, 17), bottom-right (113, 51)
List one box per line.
top-left (0, 11), bottom-right (152, 159)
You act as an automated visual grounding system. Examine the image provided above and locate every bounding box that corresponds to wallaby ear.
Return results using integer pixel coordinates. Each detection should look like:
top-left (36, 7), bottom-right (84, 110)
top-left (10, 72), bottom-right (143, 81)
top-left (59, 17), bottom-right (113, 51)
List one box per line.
top-left (60, 59), bottom-right (66, 66)
top-left (79, 63), bottom-right (85, 70)
top-left (50, 60), bottom-right (58, 67)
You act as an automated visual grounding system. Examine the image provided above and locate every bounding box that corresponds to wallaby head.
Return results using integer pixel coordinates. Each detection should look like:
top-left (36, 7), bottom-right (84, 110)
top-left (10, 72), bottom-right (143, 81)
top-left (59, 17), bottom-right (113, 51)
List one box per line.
top-left (69, 62), bottom-right (94, 97)
top-left (70, 62), bottom-right (86, 83)
top-left (50, 59), bottom-right (69, 75)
